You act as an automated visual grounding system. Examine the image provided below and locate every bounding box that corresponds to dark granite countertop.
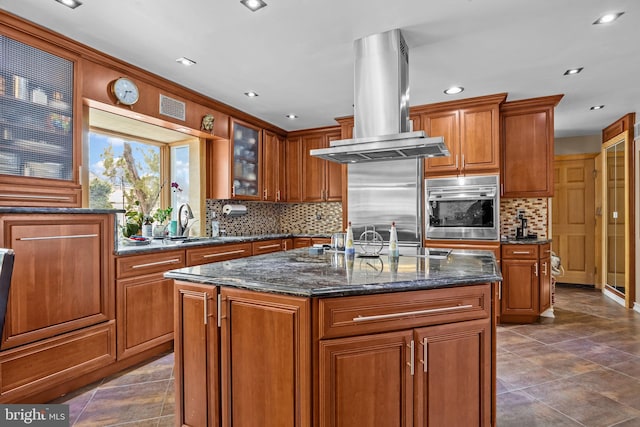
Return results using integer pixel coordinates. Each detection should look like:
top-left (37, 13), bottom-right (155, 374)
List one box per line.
top-left (164, 247), bottom-right (502, 298)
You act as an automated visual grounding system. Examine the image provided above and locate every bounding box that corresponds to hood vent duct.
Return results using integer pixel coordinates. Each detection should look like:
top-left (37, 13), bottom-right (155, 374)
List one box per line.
top-left (311, 29), bottom-right (449, 164)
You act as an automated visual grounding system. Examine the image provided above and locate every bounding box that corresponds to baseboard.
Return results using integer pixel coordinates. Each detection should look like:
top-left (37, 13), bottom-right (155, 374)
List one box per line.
top-left (555, 282), bottom-right (596, 290)
top-left (634, 302), bottom-right (640, 314)
top-left (603, 288), bottom-right (626, 307)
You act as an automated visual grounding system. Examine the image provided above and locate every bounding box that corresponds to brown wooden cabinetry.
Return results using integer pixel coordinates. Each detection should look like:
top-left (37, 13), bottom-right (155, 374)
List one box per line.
top-left (220, 287), bottom-right (311, 427)
top-left (174, 281), bottom-right (219, 427)
top-left (186, 242), bottom-right (252, 266)
top-left (0, 213), bottom-right (115, 402)
top-left (421, 94), bottom-right (505, 177)
top-left (293, 237), bottom-right (332, 248)
top-left (285, 136), bottom-right (304, 202)
top-left (500, 95), bottom-right (563, 198)
top-left (263, 130), bottom-right (286, 201)
top-left (115, 250), bottom-right (184, 359)
top-left (296, 128), bottom-right (343, 202)
top-left (500, 242), bottom-right (551, 323)
top-left (251, 239), bottom-right (287, 255)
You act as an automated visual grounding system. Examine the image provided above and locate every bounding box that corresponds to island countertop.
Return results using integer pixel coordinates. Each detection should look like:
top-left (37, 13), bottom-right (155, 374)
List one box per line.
top-left (165, 247), bottom-right (502, 298)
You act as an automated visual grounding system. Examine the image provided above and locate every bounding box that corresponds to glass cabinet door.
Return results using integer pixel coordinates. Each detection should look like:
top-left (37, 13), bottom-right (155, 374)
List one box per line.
top-left (231, 119), bottom-right (261, 199)
top-left (0, 35), bottom-right (74, 181)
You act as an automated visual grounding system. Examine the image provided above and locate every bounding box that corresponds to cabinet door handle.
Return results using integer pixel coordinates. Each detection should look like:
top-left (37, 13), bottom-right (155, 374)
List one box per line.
top-left (512, 251), bottom-right (532, 255)
top-left (543, 261), bottom-right (548, 276)
top-left (276, 190), bottom-right (281, 201)
top-left (353, 304), bottom-right (473, 322)
top-left (231, 186), bottom-right (236, 197)
top-left (263, 189), bottom-right (268, 200)
top-left (17, 233), bottom-right (98, 241)
top-left (203, 293), bottom-right (209, 325)
top-left (0, 193), bottom-right (73, 201)
top-left (283, 241), bottom-right (288, 250)
top-left (461, 154), bottom-right (465, 168)
top-left (131, 258), bottom-right (181, 269)
top-left (257, 243), bottom-right (281, 250)
top-left (455, 155), bottom-right (459, 170)
top-left (217, 294), bottom-right (221, 327)
top-left (408, 340), bottom-right (415, 376)
top-left (203, 249), bottom-right (247, 258)
top-left (534, 263), bottom-right (539, 277)
top-left (423, 338), bottom-right (428, 372)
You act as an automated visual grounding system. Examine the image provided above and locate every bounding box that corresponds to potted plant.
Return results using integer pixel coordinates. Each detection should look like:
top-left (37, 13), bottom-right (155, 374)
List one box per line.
top-left (152, 206), bottom-right (173, 238)
top-left (123, 201), bottom-right (144, 238)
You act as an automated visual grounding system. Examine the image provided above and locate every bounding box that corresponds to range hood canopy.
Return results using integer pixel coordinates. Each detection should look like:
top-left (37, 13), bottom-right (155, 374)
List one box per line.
top-left (311, 29), bottom-right (449, 164)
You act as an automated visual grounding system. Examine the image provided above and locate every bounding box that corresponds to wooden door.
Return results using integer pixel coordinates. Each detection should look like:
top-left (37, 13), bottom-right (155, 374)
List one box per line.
top-left (318, 330), bottom-right (413, 427)
top-left (286, 136), bottom-right (303, 202)
top-left (605, 145), bottom-right (627, 294)
top-left (0, 214), bottom-right (112, 349)
top-left (174, 282), bottom-right (219, 427)
top-left (423, 110), bottom-right (459, 176)
top-left (552, 155), bottom-right (596, 285)
top-left (414, 319), bottom-right (491, 427)
top-left (221, 288), bottom-right (311, 427)
top-left (460, 105), bottom-right (499, 174)
top-left (301, 134), bottom-right (326, 202)
top-left (501, 259), bottom-right (539, 320)
top-left (325, 130), bottom-right (343, 201)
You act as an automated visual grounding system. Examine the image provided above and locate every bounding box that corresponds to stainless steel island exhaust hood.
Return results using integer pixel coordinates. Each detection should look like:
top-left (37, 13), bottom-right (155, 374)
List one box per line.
top-left (311, 29), bottom-right (449, 163)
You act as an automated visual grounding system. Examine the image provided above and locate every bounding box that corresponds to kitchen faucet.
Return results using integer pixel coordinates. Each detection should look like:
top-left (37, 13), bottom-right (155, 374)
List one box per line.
top-left (177, 203), bottom-right (195, 237)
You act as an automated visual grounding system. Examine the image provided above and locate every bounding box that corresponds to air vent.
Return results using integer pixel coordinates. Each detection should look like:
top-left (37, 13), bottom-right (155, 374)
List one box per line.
top-left (159, 94), bottom-right (186, 121)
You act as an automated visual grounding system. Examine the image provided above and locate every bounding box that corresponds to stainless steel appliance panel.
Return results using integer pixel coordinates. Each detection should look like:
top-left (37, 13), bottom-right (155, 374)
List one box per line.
top-left (425, 175), bottom-right (500, 241)
top-left (347, 158), bottom-right (422, 243)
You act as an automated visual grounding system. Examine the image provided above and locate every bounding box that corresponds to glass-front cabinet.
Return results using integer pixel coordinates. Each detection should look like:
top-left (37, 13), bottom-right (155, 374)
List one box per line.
top-left (230, 118), bottom-right (261, 200)
top-left (0, 33), bottom-right (79, 206)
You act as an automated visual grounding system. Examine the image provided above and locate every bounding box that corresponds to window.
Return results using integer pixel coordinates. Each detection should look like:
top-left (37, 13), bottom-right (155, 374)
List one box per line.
top-left (86, 108), bottom-right (202, 236)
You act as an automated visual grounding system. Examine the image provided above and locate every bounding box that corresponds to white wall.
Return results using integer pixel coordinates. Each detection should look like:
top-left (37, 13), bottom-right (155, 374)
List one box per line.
top-left (555, 134), bottom-right (601, 155)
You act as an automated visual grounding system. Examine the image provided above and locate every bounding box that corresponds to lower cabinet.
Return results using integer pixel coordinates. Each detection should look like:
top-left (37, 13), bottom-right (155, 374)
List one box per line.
top-left (174, 282), bottom-right (219, 427)
top-left (251, 239), bottom-right (287, 255)
top-left (174, 282), bottom-right (494, 426)
top-left (500, 243), bottom-right (551, 323)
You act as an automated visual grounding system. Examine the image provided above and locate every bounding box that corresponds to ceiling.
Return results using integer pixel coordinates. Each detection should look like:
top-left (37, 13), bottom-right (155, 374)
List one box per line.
top-left (1, 0), bottom-right (638, 139)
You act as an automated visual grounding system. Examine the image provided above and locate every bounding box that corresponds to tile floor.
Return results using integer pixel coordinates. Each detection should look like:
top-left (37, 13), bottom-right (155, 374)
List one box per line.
top-left (53, 284), bottom-right (640, 426)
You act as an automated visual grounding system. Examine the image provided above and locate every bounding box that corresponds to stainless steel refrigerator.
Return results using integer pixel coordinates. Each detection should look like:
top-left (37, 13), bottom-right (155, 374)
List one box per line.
top-left (347, 158), bottom-right (422, 246)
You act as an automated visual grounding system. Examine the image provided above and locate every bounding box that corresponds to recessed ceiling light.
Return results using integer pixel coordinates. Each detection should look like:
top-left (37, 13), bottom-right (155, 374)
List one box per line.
top-left (564, 67), bottom-right (583, 76)
top-left (593, 12), bottom-right (624, 25)
top-left (54, 0), bottom-right (82, 9)
top-left (590, 105), bottom-right (605, 110)
top-left (444, 86), bottom-right (464, 95)
top-left (240, 0), bottom-right (267, 12)
top-left (176, 57), bottom-right (196, 66)
top-left (244, 91), bottom-right (259, 98)
top-left (285, 114), bottom-right (298, 119)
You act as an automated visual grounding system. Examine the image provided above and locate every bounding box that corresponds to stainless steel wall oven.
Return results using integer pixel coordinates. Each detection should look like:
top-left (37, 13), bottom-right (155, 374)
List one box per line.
top-left (425, 175), bottom-right (500, 241)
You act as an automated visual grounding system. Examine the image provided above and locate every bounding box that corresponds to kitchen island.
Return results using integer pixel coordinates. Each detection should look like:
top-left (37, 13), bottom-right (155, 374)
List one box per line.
top-left (166, 248), bottom-right (502, 427)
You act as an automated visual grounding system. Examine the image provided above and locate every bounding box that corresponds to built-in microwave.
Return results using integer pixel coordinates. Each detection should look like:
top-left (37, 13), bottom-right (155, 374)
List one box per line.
top-left (425, 175), bottom-right (500, 241)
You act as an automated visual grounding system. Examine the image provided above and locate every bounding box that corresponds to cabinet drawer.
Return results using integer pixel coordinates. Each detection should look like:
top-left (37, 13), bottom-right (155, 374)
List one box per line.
top-left (186, 243), bottom-right (252, 266)
top-left (317, 284), bottom-right (491, 339)
top-left (252, 239), bottom-right (283, 255)
top-left (539, 243), bottom-right (551, 258)
top-left (502, 244), bottom-right (539, 260)
top-left (117, 250), bottom-right (185, 279)
top-left (0, 321), bottom-right (115, 401)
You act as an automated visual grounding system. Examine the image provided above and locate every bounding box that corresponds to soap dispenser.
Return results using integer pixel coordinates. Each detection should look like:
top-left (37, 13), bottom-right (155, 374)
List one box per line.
top-left (345, 222), bottom-right (355, 255)
top-left (388, 221), bottom-right (399, 259)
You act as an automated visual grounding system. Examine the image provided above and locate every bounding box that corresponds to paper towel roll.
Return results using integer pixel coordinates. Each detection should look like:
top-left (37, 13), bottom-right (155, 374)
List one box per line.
top-left (222, 204), bottom-right (247, 217)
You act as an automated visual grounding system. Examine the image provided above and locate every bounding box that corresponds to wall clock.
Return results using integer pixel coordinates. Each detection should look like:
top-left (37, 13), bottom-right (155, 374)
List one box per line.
top-left (110, 77), bottom-right (139, 106)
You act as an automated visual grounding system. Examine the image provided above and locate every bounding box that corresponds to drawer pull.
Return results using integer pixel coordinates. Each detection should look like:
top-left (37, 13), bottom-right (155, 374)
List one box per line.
top-left (512, 251), bottom-right (532, 255)
top-left (422, 337), bottom-right (428, 372)
top-left (257, 244), bottom-right (281, 250)
top-left (0, 193), bottom-right (72, 201)
top-left (203, 293), bottom-right (209, 325)
top-left (131, 258), bottom-right (181, 269)
top-left (203, 249), bottom-right (247, 258)
top-left (408, 340), bottom-right (415, 376)
top-left (18, 233), bottom-right (98, 241)
top-left (353, 304), bottom-right (473, 322)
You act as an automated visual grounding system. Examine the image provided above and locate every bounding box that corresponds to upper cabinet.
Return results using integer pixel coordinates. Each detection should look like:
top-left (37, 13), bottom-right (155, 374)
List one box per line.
top-left (420, 93), bottom-right (506, 178)
top-left (299, 128), bottom-right (343, 202)
top-left (263, 130), bottom-right (286, 202)
top-left (0, 33), bottom-right (81, 206)
top-left (500, 95), bottom-right (563, 198)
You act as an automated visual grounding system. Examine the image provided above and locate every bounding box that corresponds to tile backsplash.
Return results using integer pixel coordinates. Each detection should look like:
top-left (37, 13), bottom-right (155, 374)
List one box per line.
top-left (500, 198), bottom-right (549, 239)
top-left (205, 199), bottom-right (343, 236)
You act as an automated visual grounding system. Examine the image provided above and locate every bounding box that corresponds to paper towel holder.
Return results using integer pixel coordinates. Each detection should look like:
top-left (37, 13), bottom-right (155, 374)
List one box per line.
top-left (222, 204), bottom-right (247, 217)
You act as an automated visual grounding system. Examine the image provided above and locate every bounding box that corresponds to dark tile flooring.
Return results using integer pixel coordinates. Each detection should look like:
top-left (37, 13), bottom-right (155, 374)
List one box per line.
top-left (53, 285), bottom-right (640, 426)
